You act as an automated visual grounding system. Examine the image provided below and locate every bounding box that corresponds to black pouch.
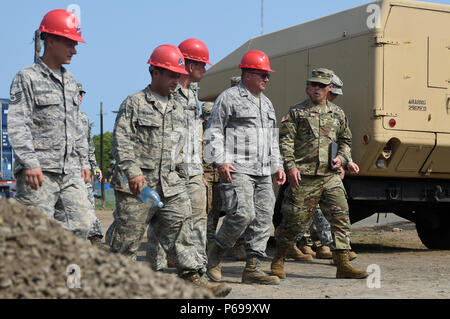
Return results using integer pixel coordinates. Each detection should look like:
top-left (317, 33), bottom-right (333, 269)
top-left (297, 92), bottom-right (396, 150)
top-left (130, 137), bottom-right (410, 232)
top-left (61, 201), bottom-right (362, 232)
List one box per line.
top-left (328, 142), bottom-right (338, 169)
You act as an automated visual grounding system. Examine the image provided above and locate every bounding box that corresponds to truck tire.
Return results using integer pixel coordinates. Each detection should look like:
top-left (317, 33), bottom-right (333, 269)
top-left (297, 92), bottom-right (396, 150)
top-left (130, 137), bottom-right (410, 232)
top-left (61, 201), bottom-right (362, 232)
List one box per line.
top-left (415, 212), bottom-right (450, 250)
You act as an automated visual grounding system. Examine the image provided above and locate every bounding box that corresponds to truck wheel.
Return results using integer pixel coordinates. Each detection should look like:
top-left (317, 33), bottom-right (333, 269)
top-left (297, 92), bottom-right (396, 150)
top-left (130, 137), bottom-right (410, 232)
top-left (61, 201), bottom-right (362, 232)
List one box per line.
top-left (415, 212), bottom-right (450, 249)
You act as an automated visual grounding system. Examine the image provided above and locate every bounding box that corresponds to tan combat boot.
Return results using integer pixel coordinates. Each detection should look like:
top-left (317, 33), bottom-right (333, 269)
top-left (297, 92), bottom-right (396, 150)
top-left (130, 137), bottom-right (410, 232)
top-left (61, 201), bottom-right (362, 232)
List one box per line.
top-left (300, 244), bottom-right (316, 258)
top-left (333, 250), bottom-right (369, 279)
top-left (270, 245), bottom-right (288, 279)
top-left (286, 243), bottom-right (314, 261)
top-left (315, 245), bottom-right (333, 259)
top-left (242, 255), bottom-right (280, 285)
top-left (348, 250), bottom-right (358, 260)
top-left (206, 242), bottom-right (226, 282)
top-left (184, 272), bottom-right (232, 298)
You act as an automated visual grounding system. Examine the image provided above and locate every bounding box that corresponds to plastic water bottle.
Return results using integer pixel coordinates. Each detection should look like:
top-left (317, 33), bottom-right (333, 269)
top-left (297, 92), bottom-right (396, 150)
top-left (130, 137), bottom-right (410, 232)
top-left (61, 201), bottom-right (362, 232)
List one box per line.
top-left (120, 176), bottom-right (164, 208)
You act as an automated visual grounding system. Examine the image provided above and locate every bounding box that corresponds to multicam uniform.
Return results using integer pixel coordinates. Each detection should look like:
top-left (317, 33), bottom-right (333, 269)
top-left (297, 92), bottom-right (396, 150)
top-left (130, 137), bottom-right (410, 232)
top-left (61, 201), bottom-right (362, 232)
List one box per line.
top-left (206, 82), bottom-right (283, 257)
top-left (8, 58), bottom-right (91, 239)
top-left (147, 83), bottom-right (207, 270)
top-left (109, 86), bottom-right (201, 276)
top-left (275, 98), bottom-right (353, 250)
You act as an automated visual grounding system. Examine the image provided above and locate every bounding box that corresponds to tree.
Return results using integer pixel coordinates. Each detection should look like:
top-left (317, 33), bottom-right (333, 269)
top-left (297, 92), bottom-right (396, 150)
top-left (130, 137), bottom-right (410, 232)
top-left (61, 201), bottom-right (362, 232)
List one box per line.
top-left (92, 132), bottom-right (114, 181)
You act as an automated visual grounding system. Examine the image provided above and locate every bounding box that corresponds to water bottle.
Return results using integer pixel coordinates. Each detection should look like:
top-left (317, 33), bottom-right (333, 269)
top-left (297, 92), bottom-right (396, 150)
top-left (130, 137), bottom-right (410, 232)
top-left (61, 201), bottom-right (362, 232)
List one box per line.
top-left (120, 176), bottom-right (164, 208)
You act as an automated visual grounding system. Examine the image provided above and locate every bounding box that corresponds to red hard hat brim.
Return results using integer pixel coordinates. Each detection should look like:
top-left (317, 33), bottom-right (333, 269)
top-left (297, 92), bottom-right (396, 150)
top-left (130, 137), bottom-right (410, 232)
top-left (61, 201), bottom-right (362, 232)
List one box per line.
top-left (37, 28), bottom-right (86, 43)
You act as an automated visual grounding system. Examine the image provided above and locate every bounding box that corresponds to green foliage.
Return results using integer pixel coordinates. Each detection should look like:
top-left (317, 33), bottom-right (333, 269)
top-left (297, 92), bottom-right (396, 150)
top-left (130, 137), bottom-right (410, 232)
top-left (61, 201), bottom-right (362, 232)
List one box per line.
top-left (92, 131), bottom-right (114, 181)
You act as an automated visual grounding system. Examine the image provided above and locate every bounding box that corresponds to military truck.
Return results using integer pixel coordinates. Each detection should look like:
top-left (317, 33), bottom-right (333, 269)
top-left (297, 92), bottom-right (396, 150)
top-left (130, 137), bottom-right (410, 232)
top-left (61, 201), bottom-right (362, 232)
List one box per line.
top-left (1, 98), bottom-right (16, 198)
top-left (198, 0), bottom-right (450, 249)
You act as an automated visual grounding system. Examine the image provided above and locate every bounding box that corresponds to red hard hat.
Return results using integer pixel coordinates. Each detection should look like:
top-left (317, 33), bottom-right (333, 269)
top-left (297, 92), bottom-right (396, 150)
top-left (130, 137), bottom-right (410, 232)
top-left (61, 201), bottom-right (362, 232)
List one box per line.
top-left (147, 45), bottom-right (189, 75)
top-left (38, 9), bottom-right (85, 43)
top-left (239, 50), bottom-right (274, 72)
top-left (178, 38), bottom-right (212, 65)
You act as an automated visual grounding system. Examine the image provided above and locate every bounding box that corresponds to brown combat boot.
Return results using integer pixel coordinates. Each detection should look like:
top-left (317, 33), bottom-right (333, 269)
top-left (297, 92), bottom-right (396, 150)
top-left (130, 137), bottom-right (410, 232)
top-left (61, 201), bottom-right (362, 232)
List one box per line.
top-left (270, 245), bottom-right (288, 279)
top-left (300, 244), bottom-right (316, 258)
top-left (286, 243), bottom-right (314, 261)
top-left (242, 255), bottom-right (280, 285)
top-left (349, 250), bottom-right (358, 261)
top-left (184, 272), bottom-right (232, 297)
top-left (333, 250), bottom-right (369, 279)
top-left (206, 242), bottom-right (227, 282)
top-left (315, 245), bottom-right (333, 259)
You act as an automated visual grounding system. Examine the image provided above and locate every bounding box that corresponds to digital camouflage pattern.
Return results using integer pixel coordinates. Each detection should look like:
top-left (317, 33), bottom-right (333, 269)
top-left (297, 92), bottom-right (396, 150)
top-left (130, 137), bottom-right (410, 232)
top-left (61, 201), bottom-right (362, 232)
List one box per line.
top-left (110, 86), bottom-right (186, 197)
top-left (54, 110), bottom-right (103, 239)
top-left (8, 58), bottom-right (89, 174)
top-left (110, 188), bottom-right (200, 276)
top-left (205, 82), bottom-right (283, 176)
top-left (16, 171), bottom-right (92, 239)
top-left (215, 172), bottom-right (275, 258)
top-left (297, 207), bottom-right (333, 248)
top-left (109, 86), bottom-right (202, 275)
top-left (279, 98), bottom-right (352, 174)
top-left (8, 58), bottom-right (91, 239)
top-left (173, 83), bottom-right (203, 177)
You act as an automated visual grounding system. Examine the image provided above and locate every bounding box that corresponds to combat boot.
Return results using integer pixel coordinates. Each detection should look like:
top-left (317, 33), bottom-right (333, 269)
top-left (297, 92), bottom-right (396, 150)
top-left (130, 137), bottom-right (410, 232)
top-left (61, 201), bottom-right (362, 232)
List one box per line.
top-left (270, 245), bottom-right (288, 279)
top-left (243, 255), bottom-right (280, 285)
top-left (285, 243), bottom-right (314, 261)
top-left (315, 245), bottom-right (332, 259)
top-left (300, 244), bottom-right (316, 258)
top-left (333, 250), bottom-right (368, 279)
top-left (89, 236), bottom-right (108, 251)
top-left (349, 250), bottom-right (358, 261)
top-left (206, 242), bottom-right (227, 282)
top-left (183, 272), bottom-right (232, 298)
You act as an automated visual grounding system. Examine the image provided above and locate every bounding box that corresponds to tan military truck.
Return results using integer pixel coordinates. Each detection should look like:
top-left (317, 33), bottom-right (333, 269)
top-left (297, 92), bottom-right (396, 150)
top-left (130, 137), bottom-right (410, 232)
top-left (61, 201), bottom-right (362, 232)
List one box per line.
top-left (199, 0), bottom-right (450, 249)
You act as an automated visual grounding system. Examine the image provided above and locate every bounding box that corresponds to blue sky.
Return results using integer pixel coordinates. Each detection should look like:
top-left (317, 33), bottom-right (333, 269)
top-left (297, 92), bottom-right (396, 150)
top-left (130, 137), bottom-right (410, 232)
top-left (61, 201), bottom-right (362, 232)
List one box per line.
top-left (1, 0), bottom-right (449, 136)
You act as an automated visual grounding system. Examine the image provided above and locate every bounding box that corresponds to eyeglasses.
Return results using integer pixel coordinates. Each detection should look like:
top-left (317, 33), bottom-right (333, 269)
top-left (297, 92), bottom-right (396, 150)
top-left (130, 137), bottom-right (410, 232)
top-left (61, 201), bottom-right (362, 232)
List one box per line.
top-left (248, 71), bottom-right (270, 80)
top-left (308, 82), bottom-right (328, 88)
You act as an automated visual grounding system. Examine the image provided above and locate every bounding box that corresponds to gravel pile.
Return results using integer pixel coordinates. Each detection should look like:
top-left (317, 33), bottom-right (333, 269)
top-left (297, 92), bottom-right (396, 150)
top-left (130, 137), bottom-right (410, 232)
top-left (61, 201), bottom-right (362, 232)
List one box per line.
top-left (0, 198), bottom-right (213, 299)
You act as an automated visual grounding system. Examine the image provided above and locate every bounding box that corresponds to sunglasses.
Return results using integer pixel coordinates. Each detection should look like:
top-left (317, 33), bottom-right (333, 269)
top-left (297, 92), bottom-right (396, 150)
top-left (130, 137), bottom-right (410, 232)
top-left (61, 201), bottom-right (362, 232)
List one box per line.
top-left (308, 82), bottom-right (328, 88)
top-left (248, 71), bottom-right (270, 80)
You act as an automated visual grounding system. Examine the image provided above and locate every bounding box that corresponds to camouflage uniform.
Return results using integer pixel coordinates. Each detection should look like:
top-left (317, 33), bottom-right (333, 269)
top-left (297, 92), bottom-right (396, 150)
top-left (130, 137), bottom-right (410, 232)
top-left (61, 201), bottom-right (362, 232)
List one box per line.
top-left (8, 58), bottom-right (91, 239)
top-left (147, 83), bottom-right (207, 270)
top-left (109, 86), bottom-right (201, 276)
top-left (297, 207), bottom-right (333, 248)
top-left (275, 97), bottom-right (353, 250)
top-left (205, 82), bottom-right (283, 257)
top-left (201, 102), bottom-right (223, 246)
top-left (54, 109), bottom-right (103, 239)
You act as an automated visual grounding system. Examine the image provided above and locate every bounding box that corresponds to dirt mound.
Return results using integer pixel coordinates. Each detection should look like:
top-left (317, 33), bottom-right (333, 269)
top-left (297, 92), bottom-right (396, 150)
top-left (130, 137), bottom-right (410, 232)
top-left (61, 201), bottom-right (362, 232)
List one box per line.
top-left (0, 198), bottom-right (213, 299)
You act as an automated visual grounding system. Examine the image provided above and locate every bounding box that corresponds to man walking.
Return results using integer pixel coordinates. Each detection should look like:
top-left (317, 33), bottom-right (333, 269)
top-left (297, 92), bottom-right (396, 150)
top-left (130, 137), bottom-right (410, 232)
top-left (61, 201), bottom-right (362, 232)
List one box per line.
top-left (205, 50), bottom-right (286, 285)
top-left (8, 9), bottom-right (91, 239)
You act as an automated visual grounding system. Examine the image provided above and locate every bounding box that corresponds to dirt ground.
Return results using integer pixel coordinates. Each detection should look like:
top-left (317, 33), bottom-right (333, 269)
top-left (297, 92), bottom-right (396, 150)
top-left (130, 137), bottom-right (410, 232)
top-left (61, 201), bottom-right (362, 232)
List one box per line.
top-left (96, 210), bottom-right (450, 299)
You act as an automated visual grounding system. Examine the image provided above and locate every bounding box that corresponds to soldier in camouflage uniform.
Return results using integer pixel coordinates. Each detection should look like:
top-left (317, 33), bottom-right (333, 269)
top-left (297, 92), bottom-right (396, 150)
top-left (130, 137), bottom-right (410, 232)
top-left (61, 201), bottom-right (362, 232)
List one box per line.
top-left (8, 9), bottom-right (92, 239)
top-left (146, 38), bottom-right (211, 271)
top-left (108, 44), bottom-right (230, 297)
top-left (54, 83), bottom-right (104, 245)
top-left (271, 68), bottom-right (368, 279)
top-left (205, 50), bottom-right (286, 285)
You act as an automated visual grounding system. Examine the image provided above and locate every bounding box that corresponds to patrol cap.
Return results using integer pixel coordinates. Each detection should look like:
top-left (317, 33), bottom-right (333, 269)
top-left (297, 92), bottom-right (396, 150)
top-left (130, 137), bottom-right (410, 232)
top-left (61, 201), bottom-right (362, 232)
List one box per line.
top-left (77, 83), bottom-right (86, 94)
top-left (307, 68), bottom-right (333, 85)
top-left (230, 76), bottom-right (241, 87)
top-left (330, 73), bottom-right (343, 95)
top-left (202, 102), bottom-right (214, 116)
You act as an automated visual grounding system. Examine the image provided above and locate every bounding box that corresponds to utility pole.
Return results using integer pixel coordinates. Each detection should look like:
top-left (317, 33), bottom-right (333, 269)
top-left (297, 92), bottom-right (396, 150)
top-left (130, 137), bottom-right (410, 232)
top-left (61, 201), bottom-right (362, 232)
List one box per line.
top-left (100, 102), bottom-right (105, 209)
top-left (34, 31), bottom-right (41, 62)
top-left (261, 0), bottom-right (264, 35)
